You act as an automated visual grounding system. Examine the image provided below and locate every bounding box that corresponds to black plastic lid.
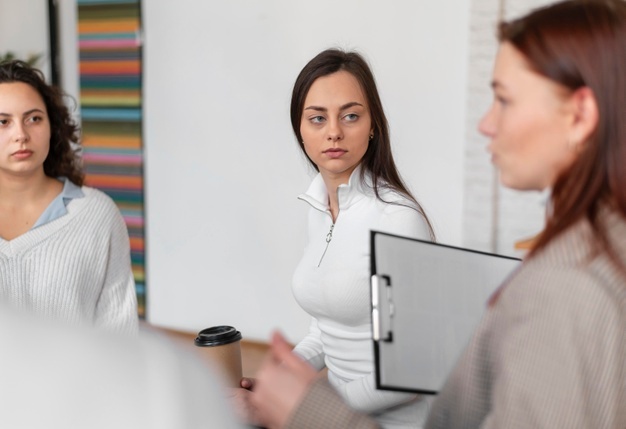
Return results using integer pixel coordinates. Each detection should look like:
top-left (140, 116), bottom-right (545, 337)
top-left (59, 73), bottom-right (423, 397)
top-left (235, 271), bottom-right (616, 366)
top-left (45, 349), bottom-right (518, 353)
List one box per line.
top-left (194, 325), bottom-right (242, 347)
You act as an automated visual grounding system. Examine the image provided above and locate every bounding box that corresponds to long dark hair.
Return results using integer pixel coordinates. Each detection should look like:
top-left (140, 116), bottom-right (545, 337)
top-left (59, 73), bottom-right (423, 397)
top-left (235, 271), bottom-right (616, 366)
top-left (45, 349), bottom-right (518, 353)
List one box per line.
top-left (499, 0), bottom-right (626, 265)
top-left (0, 60), bottom-right (84, 186)
top-left (290, 49), bottom-right (435, 239)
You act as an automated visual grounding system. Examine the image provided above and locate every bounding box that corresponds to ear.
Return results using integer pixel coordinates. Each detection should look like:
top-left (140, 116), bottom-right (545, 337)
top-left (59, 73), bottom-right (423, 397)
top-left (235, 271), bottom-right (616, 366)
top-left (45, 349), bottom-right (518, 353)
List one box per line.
top-left (567, 86), bottom-right (599, 150)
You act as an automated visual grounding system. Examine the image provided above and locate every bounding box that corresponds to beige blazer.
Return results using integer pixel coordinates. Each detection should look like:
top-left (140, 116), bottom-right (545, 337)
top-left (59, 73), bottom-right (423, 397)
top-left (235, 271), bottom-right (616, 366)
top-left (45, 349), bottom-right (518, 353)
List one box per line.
top-left (426, 209), bottom-right (626, 428)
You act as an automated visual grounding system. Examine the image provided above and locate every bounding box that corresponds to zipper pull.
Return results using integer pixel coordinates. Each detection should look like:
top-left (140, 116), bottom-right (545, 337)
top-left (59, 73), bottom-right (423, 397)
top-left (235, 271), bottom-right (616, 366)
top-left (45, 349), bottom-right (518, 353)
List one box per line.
top-left (326, 224), bottom-right (334, 243)
top-left (318, 223), bottom-right (335, 267)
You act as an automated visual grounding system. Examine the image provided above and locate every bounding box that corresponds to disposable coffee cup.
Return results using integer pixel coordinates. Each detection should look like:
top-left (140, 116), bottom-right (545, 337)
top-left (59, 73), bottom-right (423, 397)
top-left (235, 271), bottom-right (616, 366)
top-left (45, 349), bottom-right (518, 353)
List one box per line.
top-left (194, 325), bottom-right (243, 388)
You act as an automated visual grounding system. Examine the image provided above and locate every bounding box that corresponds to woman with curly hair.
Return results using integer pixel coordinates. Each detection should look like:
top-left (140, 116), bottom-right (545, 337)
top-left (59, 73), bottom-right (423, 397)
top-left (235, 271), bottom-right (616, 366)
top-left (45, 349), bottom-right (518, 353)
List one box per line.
top-left (0, 60), bottom-right (137, 334)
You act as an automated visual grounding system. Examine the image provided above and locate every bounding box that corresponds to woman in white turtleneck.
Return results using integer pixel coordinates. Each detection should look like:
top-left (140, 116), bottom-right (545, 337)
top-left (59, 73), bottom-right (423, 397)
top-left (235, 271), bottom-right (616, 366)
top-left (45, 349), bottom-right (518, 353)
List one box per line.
top-left (238, 48), bottom-right (436, 429)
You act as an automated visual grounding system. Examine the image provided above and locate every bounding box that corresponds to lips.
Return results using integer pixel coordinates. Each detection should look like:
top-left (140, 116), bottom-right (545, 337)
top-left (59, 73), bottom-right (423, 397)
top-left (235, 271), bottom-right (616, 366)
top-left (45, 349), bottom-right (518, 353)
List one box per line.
top-left (12, 149), bottom-right (33, 160)
top-left (490, 152), bottom-right (499, 164)
top-left (323, 148), bottom-right (347, 159)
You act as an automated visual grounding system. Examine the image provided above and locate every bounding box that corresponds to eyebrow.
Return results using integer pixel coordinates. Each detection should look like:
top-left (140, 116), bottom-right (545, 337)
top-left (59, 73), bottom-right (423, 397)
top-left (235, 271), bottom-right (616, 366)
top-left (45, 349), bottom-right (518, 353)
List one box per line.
top-left (0, 108), bottom-right (46, 117)
top-left (304, 101), bottom-right (365, 112)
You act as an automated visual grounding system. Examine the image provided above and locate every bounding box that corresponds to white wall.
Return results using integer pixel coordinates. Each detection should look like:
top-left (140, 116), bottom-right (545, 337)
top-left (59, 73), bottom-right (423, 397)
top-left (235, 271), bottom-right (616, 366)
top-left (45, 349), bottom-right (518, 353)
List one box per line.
top-left (0, 0), bottom-right (51, 79)
top-left (57, 0), bottom-right (80, 109)
top-left (142, 1), bottom-right (470, 342)
top-left (18, 0), bottom-right (560, 343)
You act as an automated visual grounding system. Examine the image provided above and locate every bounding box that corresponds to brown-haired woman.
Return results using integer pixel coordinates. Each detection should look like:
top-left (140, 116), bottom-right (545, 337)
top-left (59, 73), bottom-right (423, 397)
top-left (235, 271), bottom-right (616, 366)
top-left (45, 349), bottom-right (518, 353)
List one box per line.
top-left (246, 1), bottom-right (626, 428)
top-left (0, 60), bottom-right (138, 334)
top-left (237, 49), bottom-right (435, 428)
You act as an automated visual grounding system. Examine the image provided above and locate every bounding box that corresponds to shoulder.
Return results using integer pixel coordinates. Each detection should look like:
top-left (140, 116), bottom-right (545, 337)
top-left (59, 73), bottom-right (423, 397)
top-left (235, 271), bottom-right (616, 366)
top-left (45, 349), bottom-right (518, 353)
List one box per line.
top-left (80, 186), bottom-right (123, 214)
top-left (500, 248), bottom-right (624, 339)
top-left (491, 247), bottom-right (624, 385)
top-left (507, 259), bottom-right (616, 306)
top-left (81, 186), bottom-right (115, 203)
top-left (75, 187), bottom-right (127, 232)
top-left (513, 217), bottom-right (625, 307)
top-left (495, 215), bottom-right (626, 346)
top-left (372, 189), bottom-right (432, 240)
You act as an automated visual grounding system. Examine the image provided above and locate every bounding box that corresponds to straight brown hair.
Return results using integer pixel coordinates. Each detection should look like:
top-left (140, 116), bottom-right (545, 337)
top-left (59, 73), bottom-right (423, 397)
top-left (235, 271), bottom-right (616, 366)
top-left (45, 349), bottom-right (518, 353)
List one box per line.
top-left (291, 49), bottom-right (435, 240)
top-left (500, 0), bottom-right (626, 265)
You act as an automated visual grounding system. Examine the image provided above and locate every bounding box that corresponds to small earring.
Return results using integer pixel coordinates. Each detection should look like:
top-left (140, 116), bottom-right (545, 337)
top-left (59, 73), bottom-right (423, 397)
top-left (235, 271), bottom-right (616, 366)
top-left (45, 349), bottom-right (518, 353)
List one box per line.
top-left (369, 133), bottom-right (374, 140)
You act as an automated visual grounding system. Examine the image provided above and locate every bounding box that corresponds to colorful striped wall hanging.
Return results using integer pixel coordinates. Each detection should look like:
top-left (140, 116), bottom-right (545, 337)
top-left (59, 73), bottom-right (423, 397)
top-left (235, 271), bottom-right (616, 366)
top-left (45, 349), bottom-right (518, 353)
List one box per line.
top-left (77, 0), bottom-right (145, 317)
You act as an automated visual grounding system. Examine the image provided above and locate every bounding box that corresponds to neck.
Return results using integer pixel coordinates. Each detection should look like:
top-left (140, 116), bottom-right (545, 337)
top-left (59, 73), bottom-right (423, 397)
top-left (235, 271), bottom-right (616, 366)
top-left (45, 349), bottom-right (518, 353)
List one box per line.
top-left (320, 169), bottom-right (357, 223)
top-left (0, 171), bottom-right (59, 207)
top-left (327, 187), bottom-right (339, 223)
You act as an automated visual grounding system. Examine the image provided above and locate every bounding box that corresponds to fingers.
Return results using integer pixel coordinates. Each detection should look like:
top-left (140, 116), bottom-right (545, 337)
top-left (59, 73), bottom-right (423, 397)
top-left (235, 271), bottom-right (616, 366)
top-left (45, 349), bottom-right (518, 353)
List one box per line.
top-left (250, 331), bottom-right (320, 429)
top-left (269, 331), bottom-right (308, 371)
top-left (227, 387), bottom-right (262, 426)
top-left (265, 331), bottom-right (319, 386)
top-left (271, 331), bottom-right (292, 351)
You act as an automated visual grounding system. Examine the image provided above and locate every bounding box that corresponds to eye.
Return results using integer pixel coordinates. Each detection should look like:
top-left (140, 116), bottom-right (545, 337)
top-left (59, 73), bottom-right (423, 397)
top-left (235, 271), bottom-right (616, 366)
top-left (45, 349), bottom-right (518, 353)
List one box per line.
top-left (27, 115), bottom-right (44, 124)
top-left (494, 94), bottom-right (509, 107)
top-left (0, 119), bottom-right (8, 126)
top-left (343, 113), bottom-right (359, 122)
top-left (309, 115), bottom-right (325, 124)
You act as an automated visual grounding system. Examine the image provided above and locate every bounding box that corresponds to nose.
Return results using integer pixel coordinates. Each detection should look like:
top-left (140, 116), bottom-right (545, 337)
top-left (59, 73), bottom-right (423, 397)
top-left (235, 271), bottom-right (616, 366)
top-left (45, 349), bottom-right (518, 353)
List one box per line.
top-left (478, 102), bottom-right (496, 138)
top-left (13, 123), bottom-right (29, 143)
top-left (326, 118), bottom-right (343, 142)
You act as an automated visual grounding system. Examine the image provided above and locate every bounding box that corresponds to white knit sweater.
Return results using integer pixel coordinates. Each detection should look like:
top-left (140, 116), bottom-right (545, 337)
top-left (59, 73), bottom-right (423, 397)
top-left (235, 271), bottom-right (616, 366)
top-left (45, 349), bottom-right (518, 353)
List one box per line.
top-left (0, 187), bottom-right (138, 335)
top-left (292, 169), bottom-right (432, 429)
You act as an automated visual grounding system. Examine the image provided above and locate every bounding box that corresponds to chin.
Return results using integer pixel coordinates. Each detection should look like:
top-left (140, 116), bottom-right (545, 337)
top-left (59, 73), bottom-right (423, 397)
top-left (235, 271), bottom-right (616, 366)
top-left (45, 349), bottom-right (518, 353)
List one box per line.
top-left (500, 178), bottom-right (545, 192)
top-left (499, 174), bottom-right (530, 191)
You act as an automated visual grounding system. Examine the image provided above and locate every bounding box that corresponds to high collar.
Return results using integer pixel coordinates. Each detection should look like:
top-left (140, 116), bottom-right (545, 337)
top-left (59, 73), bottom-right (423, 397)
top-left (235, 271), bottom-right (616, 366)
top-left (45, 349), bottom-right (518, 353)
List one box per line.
top-left (297, 166), bottom-right (373, 213)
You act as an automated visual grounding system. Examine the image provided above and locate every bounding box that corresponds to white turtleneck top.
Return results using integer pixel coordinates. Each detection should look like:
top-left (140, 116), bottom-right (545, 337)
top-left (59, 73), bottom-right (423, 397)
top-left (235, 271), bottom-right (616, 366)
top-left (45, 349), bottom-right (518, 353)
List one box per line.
top-left (292, 168), bottom-right (433, 428)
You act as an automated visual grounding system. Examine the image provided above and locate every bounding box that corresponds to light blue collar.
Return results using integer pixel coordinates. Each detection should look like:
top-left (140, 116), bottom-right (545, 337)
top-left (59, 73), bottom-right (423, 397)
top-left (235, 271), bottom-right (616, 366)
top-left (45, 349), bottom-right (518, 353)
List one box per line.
top-left (32, 178), bottom-right (85, 229)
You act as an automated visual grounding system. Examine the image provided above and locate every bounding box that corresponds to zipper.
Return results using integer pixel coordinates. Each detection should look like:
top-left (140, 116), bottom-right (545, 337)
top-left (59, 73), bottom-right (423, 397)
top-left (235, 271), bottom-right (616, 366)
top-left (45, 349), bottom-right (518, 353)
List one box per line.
top-left (317, 223), bottom-right (335, 267)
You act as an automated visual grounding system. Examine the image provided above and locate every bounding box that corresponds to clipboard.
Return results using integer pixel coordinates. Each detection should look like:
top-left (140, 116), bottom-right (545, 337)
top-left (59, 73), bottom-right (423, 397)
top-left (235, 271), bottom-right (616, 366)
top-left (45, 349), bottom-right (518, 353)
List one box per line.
top-left (370, 231), bottom-right (521, 394)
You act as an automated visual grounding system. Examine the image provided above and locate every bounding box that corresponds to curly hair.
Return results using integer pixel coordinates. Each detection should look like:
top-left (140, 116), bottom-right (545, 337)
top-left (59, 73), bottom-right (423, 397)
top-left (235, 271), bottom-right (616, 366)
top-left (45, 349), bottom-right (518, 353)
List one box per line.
top-left (0, 60), bottom-right (84, 185)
